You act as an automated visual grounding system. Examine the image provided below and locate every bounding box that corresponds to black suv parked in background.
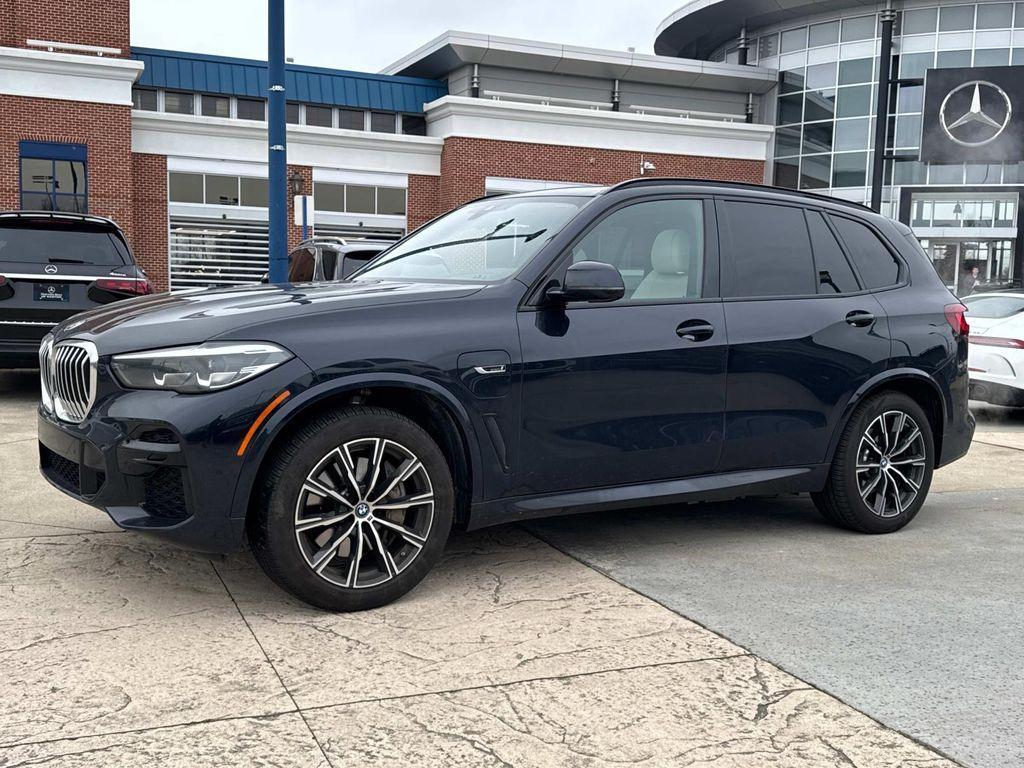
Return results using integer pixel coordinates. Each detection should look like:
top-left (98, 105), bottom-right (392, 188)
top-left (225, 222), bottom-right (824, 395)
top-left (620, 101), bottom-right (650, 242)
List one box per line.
top-left (37, 180), bottom-right (973, 611)
top-left (0, 212), bottom-right (151, 367)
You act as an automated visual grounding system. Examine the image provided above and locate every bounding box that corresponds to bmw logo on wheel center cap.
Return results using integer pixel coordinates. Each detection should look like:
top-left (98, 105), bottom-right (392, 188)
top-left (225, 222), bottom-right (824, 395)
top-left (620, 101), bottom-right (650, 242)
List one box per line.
top-left (355, 502), bottom-right (371, 518)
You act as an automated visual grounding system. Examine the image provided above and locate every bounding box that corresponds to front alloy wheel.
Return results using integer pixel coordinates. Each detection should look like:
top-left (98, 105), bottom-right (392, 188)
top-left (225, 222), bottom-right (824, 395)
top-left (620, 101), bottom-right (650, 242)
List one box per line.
top-left (251, 406), bottom-right (454, 611)
top-left (294, 438), bottom-right (434, 589)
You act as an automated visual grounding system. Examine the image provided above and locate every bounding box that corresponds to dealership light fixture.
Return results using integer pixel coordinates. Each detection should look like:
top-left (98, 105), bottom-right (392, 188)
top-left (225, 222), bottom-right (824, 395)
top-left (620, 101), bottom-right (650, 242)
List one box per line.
top-left (288, 170), bottom-right (305, 196)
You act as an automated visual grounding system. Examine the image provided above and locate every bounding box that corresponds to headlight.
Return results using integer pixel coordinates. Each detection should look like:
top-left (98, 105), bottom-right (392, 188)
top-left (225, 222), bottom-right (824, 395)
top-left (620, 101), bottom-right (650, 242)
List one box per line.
top-left (39, 334), bottom-right (54, 411)
top-left (111, 342), bottom-right (293, 393)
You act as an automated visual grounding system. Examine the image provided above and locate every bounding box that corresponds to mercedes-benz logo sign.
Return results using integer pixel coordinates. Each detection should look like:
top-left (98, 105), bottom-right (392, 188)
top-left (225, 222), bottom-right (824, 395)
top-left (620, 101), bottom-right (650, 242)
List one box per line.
top-left (44, 264), bottom-right (58, 274)
top-left (940, 80), bottom-right (1012, 147)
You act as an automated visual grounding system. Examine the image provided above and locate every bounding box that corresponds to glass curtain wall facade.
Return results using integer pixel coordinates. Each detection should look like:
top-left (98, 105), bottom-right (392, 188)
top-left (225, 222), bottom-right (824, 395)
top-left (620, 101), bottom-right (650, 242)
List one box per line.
top-left (709, 2), bottom-right (1024, 291)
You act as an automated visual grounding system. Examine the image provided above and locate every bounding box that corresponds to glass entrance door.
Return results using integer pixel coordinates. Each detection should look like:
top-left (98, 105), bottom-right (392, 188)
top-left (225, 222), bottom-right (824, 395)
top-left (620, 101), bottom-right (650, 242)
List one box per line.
top-left (921, 239), bottom-right (1015, 296)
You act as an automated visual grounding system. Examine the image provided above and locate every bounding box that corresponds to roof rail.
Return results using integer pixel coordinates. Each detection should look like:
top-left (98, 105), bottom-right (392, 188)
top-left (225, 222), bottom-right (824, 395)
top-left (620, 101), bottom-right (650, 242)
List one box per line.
top-left (604, 178), bottom-right (874, 213)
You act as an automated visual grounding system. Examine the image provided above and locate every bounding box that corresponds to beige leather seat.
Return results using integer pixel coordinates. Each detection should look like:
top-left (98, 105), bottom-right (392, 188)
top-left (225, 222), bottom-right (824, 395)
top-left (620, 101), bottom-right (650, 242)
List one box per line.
top-left (632, 229), bottom-right (695, 301)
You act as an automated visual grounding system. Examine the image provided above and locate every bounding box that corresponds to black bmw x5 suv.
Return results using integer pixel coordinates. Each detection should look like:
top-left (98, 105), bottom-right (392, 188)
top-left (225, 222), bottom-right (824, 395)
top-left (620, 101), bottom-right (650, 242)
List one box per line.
top-left (38, 179), bottom-right (973, 611)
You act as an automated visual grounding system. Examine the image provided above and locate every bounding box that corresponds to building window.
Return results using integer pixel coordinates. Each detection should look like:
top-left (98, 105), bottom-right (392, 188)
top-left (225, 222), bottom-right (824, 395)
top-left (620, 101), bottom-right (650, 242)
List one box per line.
top-left (201, 94), bottom-right (230, 118)
top-left (19, 142), bottom-right (88, 213)
top-left (305, 105), bottom-right (333, 127)
top-left (312, 182), bottom-right (407, 215)
top-left (346, 184), bottom-right (376, 212)
top-left (841, 15), bottom-right (877, 42)
top-left (370, 111), bottom-right (396, 133)
top-left (240, 177), bottom-right (268, 206)
top-left (286, 102), bottom-right (301, 124)
top-left (132, 87), bottom-right (158, 111)
top-left (338, 108), bottom-right (365, 130)
top-left (401, 114), bottom-right (427, 135)
top-left (169, 172), bottom-right (268, 207)
top-left (164, 91), bottom-right (195, 115)
top-left (169, 172), bottom-right (204, 203)
top-left (377, 187), bottom-right (407, 215)
top-left (237, 98), bottom-right (265, 121)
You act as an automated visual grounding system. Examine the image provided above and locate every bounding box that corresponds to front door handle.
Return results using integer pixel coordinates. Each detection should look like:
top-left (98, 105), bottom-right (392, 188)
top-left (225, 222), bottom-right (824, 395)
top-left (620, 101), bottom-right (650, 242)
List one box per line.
top-left (845, 310), bottom-right (875, 328)
top-left (676, 319), bottom-right (715, 342)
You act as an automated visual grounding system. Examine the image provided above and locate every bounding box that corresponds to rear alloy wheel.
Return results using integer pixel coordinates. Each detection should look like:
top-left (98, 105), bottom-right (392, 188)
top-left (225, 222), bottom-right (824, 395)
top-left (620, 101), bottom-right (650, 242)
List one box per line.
top-left (251, 407), bottom-right (453, 611)
top-left (855, 411), bottom-right (927, 519)
top-left (812, 392), bottom-right (934, 534)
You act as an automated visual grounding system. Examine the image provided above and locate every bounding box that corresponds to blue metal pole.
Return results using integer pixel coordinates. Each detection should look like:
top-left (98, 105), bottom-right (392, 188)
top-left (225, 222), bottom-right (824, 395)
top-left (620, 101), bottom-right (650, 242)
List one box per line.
top-left (267, 0), bottom-right (288, 282)
top-left (301, 195), bottom-right (308, 241)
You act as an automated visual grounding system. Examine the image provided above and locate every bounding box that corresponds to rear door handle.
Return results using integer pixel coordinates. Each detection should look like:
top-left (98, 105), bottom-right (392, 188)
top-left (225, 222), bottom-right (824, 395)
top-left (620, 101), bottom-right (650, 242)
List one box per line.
top-left (845, 310), bottom-right (875, 328)
top-left (676, 319), bottom-right (715, 342)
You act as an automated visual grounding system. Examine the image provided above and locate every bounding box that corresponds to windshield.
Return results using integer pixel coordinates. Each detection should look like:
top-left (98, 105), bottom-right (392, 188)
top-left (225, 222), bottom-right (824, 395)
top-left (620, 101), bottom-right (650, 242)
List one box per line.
top-left (963, 294), bottom-right (1024, 318)
top-left (0, 225), bottom-right (128, 266)
top-left (352, 195), bottom-right (588, 282)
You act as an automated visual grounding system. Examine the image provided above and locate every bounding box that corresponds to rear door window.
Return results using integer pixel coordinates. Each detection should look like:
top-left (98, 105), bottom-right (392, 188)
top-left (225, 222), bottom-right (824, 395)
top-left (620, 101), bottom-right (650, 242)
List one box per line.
top-left (719, 200), bottom-right (815, 298)
top-left (828, 215), bottom-right (901, 289)
top-left (806, 211), bottom-right (861, 294)
top-left (0, 226), bottom-right (127, 266)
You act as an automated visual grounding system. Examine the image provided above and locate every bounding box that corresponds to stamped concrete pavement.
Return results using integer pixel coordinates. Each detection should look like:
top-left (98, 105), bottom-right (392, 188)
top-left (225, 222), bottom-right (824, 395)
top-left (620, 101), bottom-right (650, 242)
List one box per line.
top-left (0, 369), bottom-right (993, 766)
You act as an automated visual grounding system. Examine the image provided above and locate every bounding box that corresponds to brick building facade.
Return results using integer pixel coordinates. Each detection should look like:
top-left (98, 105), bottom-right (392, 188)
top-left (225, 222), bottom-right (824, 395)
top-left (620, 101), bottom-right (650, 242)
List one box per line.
top-left (1, 5), bottom-right (776, 291)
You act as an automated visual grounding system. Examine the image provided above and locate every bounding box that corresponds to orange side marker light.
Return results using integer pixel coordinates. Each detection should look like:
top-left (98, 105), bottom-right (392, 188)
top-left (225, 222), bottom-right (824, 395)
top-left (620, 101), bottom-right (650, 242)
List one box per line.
top-left (237, 390), bottom-right (291, 457)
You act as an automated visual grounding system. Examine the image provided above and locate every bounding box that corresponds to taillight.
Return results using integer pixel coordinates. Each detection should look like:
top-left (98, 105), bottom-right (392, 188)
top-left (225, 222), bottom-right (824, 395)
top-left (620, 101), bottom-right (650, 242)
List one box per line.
top-left (971, 335), bottom-right (1024, 349)
top-left (944, 303), bottom-right (969, 337)
top-left (92, 277), bottom-right (153, 296)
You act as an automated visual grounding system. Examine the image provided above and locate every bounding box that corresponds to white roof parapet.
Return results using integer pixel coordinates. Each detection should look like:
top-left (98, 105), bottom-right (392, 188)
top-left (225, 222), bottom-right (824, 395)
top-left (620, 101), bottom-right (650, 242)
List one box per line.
top-left (382, 30), bottom-right (777, 94)
top-left (423, 95), bottom-right (773, 161)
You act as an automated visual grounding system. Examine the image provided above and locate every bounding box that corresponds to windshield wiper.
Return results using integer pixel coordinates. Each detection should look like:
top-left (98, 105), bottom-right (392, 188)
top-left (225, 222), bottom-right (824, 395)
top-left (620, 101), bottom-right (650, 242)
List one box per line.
top-left (367, 224), bottom-right (548, 271)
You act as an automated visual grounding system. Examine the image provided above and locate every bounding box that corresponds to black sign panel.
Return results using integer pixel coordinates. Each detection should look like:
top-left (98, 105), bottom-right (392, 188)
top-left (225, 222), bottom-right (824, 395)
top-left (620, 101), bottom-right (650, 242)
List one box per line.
top-left (920, 66), bottom-right (1024, 163)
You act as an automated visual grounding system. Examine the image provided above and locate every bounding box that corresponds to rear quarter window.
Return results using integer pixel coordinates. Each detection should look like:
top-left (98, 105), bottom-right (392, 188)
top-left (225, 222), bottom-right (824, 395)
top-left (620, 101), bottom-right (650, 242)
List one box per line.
top-left (828, 215), bottom-right (901, 289)
top-left (0, 226), bottom-right (128, 266)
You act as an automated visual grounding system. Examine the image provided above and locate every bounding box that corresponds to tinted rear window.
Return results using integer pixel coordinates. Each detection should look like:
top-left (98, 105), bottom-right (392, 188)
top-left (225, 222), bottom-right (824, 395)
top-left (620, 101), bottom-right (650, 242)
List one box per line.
top-left (0, 226), bottom-right (128, 266)
top-left (828, 215), bottom-right (900, 289)
top-left (720, 200), bottom-right (815, 297)
top-left (963, 294), bottom-right (1024, 318)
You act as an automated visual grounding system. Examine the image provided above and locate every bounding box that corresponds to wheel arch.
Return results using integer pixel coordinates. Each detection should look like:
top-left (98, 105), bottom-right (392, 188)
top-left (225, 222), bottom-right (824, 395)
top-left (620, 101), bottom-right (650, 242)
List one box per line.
top-left (233, 374), bottom-right (482, 529)
top-left (826, 369), bottom-right (947, 465)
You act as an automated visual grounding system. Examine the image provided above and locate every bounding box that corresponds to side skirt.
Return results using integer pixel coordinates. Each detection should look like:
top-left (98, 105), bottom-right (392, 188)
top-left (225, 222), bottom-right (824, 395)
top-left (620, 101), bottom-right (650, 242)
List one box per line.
top-left (467, 464), bottom-right (830, 530)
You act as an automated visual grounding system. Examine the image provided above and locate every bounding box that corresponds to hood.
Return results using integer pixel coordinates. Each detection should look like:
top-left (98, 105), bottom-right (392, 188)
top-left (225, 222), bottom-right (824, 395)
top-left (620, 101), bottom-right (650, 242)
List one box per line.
top-left (54, 279), bottom-right (484, 354)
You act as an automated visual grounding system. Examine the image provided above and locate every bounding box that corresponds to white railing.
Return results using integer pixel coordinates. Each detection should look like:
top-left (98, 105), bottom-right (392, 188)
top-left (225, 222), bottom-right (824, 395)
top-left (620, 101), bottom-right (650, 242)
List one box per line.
top-left (25, 39), bottom-right (122, 57)
top-left (483, 90), bottom-right (613, 110)
top-left (627, 104), bottom-right (742, 122)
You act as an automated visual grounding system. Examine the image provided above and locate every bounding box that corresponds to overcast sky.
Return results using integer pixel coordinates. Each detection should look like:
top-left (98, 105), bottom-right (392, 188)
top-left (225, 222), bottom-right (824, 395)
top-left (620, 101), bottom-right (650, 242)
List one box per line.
top-left (130, 0), bottom-right (683, 72)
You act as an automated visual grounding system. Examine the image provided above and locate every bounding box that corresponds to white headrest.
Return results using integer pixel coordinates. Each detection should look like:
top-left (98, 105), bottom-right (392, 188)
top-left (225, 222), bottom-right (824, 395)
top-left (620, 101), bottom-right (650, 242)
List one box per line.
top-left (651, 229), bottom-right (692, 274)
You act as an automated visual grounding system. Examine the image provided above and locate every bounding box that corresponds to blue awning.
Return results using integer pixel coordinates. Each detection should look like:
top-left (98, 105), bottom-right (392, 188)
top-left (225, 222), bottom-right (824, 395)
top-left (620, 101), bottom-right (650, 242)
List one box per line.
top-left (131, 48), bottom-right (446, 113)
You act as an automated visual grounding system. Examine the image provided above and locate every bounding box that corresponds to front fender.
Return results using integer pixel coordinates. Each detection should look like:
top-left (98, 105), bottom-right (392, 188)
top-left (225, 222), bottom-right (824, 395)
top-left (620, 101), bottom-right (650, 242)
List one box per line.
top-left (227, 372), bottom-right (484, 521)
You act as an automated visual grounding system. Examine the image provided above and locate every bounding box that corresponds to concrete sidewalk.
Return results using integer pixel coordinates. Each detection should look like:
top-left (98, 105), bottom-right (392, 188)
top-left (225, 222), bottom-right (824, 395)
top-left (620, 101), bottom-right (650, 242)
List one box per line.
top-left (0, 371), bottom-right (988, 766)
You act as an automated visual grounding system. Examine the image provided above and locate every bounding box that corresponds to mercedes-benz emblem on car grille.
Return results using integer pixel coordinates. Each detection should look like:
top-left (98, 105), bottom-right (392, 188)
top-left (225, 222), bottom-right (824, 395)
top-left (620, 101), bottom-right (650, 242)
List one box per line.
top-left (44, 264), bottom-right (58, 274)
top-left (940, 81), bottom-right (1012, 147)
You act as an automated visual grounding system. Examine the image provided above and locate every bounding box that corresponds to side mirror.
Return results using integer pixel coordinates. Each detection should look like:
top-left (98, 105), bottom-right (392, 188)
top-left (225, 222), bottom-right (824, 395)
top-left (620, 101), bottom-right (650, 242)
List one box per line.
top-left (547, 261), bottom-right (625, 304)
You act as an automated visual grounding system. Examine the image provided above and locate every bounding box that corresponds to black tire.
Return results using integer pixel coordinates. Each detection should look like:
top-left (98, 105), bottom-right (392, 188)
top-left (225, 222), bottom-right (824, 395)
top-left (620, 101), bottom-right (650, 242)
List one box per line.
top-left (249, 406), bottom-right (454, 611)
top-left (812, 391), bottom-right (934, 534)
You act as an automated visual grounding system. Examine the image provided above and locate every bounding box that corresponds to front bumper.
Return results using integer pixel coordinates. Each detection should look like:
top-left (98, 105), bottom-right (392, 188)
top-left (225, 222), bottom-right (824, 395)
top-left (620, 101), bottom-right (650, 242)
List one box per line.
top-left (38, 408), bottom-right (246, 552)
top-left (36, 356), bottom-right (312, 553)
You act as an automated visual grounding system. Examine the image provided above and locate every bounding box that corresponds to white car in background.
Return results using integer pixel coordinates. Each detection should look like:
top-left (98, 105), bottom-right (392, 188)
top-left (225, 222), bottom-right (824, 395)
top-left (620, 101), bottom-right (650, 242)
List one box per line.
top-left (964, 292), bottom-right (1024, 408)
